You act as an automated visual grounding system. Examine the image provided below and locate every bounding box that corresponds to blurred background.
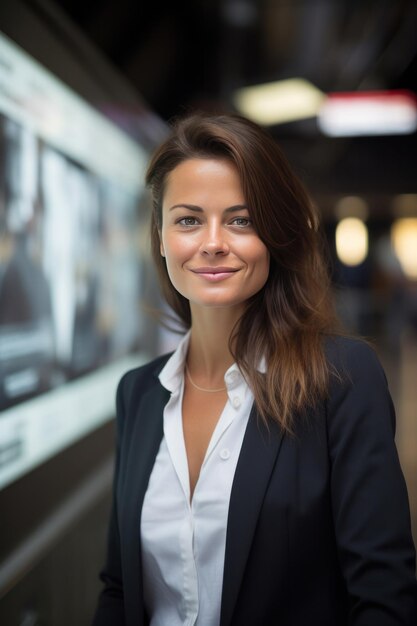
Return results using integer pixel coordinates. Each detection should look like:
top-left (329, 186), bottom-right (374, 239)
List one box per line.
top-left (0, 0), bottom-right (416, 623)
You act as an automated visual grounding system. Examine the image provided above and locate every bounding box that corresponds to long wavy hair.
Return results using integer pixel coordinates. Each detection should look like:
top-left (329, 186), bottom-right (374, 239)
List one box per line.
top-left (146, 113), bottom-right (340, 433)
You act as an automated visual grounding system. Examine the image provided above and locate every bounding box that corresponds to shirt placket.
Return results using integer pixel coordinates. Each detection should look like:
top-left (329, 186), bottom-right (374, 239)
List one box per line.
top-left (180, 509), bottom-right (199, 625)
top-left (164, 381), bottom-right (200, 624)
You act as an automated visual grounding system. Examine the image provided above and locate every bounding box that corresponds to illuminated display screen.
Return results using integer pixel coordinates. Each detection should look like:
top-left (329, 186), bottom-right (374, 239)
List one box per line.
top-left (0, 31), bottom-right (152, 490)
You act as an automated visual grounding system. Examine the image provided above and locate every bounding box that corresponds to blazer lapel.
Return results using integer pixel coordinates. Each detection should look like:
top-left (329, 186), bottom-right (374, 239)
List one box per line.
top-left (119, 379), bottom-right (170, 626)
top-left (220, 407), bottom-right (285, 626)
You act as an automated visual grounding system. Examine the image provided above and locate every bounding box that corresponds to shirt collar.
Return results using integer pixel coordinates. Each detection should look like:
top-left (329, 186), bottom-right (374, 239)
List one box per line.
top-left (158, 330), bottom-right (191, 393)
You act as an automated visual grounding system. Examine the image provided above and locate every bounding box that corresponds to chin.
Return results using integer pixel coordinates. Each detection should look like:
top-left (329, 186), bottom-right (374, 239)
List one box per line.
top-left (189, 295), bottom-right (249, 311)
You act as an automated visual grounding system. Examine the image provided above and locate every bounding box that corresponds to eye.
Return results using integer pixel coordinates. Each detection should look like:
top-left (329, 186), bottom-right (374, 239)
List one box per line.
top-left (230, 217), bottom-right (252, 227)
top-left (177, 216), bottom-right (200, 226)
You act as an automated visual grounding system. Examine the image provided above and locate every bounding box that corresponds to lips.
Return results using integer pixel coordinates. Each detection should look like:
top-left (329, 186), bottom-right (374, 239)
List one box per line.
top-left (190, 266), bottom-right (239, 274)
top-left (189, 266), bottom-right (240, 282)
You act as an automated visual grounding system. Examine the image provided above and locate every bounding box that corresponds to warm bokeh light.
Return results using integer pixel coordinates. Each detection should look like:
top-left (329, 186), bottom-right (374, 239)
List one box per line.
top-left (233, 78), bottom-right (325, 126)
top-left (335, 218), bottom-right (368, 266)
top-left (391, 218), bottom-right (417, 279)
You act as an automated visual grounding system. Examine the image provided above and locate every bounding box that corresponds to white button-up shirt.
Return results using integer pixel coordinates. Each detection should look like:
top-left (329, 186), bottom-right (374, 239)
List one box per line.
top-left (140, 332), bottom-right (253, 626)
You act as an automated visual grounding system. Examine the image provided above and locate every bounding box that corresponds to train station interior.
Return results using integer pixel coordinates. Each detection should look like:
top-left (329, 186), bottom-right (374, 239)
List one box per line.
top-left (1, 1), bottom-right (416, 623)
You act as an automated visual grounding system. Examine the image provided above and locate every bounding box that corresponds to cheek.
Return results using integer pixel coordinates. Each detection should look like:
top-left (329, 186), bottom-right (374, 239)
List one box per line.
top-left (161, 232), bottom-right (192, 267)
top-left (246, 241), bottom-right (270, 272)
top-left (252, 247), bottom-right (270, 288)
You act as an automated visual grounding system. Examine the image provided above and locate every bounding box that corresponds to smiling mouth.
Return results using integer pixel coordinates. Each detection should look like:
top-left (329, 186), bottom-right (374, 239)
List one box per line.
top-left (191, 267), bottom-right (239, 274)
top-left (190, 267), bottom-right (239, 281)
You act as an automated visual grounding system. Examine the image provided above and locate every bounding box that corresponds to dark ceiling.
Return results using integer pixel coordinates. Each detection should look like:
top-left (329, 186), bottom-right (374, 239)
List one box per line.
top-left (47, 0), bottom-right (417, 201)
top-left (49, 0), bottom-right (417, 119)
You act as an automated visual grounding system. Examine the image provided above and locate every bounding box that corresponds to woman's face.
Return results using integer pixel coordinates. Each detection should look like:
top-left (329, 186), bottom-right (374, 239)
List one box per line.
top-left (159, 158), bottom-right (270, 314)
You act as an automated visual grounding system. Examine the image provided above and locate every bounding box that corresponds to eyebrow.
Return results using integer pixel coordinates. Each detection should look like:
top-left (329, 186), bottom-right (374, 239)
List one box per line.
top-left (168, 203), bottom-right (249, 214)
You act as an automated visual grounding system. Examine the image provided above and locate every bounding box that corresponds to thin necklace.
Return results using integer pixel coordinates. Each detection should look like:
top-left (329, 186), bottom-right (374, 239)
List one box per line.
top-left (185, 364), bottom-right (226, 393)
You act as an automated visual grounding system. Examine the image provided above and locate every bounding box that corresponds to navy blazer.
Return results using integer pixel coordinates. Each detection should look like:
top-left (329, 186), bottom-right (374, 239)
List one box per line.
top-left (92, 337), bottom-right (417, 626)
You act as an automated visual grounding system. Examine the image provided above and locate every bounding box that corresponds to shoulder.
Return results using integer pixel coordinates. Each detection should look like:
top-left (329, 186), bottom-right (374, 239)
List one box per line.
top-left (322, 334), bottom-right (395, 434)
top-left (324, 334), bottom-right (387, 387)
top-left (116, 352), bottom-right (172, 413)
top-left (324, 333), bottom-right (379, 365)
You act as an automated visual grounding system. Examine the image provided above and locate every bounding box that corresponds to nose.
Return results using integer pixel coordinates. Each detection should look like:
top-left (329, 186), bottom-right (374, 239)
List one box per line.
top-left (200, 222), bottom-right (229, 256)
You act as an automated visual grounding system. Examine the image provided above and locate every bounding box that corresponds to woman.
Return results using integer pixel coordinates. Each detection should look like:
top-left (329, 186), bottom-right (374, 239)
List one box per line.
top-left (93, 113), bottom-right (417, 626)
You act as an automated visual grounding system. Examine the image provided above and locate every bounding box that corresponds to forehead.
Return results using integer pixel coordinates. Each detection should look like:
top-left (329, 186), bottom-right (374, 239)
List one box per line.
top-left (163, 158), bottom-right (244, 206)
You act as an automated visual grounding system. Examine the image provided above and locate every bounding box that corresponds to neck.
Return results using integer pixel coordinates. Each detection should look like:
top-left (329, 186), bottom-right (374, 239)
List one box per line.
top-left (187, 305), bottom-right (243, 381)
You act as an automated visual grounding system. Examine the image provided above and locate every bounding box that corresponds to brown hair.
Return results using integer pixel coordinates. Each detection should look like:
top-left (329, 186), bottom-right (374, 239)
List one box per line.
top-left (146, 112), bottom-right (340, 433)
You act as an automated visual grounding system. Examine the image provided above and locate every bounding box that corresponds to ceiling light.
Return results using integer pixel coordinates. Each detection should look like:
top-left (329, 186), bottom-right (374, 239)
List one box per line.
top-left (391, 218), bottom-right (417, 280)
top-left (318, 90), bottom-right (417, 137)
top-left (233, 78), bottom-right (325, 126)
top-left (335, 218), bottom-right (369, 266)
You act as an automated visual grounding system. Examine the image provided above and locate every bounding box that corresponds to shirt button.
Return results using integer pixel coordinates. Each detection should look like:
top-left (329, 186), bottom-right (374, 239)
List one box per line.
top-left (220, 448), bottom-right (230, 460)
top-left (232, 396), bottom-right (241, 409)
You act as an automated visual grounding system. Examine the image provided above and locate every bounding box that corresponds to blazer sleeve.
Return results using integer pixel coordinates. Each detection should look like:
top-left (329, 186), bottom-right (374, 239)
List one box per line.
top-left (91, 373), bottom-right (128, 626)
top-left (326, 338), bottom-right (417, 625)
